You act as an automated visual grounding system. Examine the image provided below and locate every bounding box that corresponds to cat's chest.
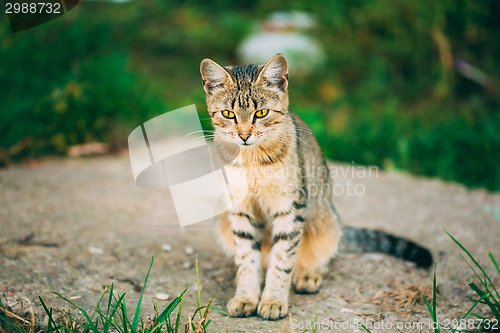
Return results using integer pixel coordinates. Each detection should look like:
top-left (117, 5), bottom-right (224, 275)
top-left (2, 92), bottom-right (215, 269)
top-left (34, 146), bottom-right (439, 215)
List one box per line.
top-left (224, 164), bottom-right (298, 199)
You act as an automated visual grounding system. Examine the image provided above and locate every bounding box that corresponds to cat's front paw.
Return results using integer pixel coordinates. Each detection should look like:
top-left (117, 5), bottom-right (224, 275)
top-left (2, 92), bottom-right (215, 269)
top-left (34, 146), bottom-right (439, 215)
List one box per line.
top-left (227, 297), bottom-right (258, 317)
top-left (257, 299), bottom-right (288, 320)
top-left (293, 271), bottom-right (322, 294)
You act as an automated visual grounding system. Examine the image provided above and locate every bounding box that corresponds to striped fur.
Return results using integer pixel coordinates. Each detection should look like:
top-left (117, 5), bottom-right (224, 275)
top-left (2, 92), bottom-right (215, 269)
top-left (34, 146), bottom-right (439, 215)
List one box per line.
top-left (200, 54), bottom-right (432, 320)
top-left (340, 226), bottom-right (433, 268)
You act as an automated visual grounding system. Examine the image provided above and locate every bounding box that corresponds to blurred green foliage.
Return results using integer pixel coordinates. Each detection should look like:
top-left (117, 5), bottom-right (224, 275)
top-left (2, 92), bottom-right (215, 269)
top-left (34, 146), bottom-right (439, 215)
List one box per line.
top-left (1, 0), bottom-right (499, 190)
top-left (0, 10), bottom-right (165, 159)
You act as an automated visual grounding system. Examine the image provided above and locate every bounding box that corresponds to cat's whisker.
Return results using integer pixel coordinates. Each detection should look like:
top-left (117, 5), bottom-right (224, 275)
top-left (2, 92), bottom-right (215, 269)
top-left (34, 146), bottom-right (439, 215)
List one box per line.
top-left (185, 134), bottom-right (217, 146)
top-left (273, 129), bottom-right (311, 145)
top-left (181, 131), bottom-right (216, 144)
top-left (263, 132), bottom-right (308, 146)
top-left (279, 127), bottom-right (314, 136)
top-left (183, 129), bottom-right (216, 138)
top-left (279, 128), bottom-right (314, 136)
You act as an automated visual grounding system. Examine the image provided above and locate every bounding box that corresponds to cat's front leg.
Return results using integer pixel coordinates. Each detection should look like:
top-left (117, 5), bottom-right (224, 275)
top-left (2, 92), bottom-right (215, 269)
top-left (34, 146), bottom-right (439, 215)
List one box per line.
top-left (258, 199), bottom-right (305, 320)
top-left (227, 209), bottom-right (263, 317)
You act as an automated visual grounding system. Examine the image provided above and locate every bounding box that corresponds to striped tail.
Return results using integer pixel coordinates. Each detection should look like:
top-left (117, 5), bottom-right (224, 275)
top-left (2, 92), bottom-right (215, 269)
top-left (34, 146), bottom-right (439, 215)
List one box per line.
top-left (340, 226), bottom-right (433, 268)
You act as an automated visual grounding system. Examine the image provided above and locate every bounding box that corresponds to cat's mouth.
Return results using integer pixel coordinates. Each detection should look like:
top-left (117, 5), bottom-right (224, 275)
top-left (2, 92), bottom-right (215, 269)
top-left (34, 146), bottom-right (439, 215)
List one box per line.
top-left (238, 136), bottom-right (257, 147)
top-left (240, 142), bottom-right (254, 148)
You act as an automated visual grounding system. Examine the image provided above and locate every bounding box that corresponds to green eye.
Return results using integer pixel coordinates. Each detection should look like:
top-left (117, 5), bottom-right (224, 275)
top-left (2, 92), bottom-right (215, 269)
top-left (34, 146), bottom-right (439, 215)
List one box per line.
top-left (222, 110), bottom-right (235, 119)
top-left (255, 109), bottom-right (269, 118)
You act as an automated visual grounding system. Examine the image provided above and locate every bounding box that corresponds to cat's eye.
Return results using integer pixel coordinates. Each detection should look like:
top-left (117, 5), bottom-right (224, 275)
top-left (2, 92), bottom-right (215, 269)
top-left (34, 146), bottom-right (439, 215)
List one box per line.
top-left (254, 109), bottom-right (269, 118)
top-left (221, 110), bottom-right (235, 119)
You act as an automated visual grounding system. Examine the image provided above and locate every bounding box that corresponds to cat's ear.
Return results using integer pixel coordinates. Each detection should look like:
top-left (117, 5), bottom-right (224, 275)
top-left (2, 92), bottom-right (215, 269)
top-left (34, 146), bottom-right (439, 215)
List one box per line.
top-left (200, 58), bottom-right (234, 94)
top-left (256, 54), bottom-right (288, 91)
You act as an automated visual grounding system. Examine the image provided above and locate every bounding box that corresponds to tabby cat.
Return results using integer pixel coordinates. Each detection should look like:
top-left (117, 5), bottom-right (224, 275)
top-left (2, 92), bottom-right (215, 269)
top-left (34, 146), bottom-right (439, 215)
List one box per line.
top-left (200, 54), bottom-right (432, 320)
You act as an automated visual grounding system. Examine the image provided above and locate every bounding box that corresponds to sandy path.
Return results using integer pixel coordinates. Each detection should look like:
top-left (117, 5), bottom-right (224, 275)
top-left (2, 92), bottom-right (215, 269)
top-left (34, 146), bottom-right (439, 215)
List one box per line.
top-left (1, 154), bottom-right (499, 332)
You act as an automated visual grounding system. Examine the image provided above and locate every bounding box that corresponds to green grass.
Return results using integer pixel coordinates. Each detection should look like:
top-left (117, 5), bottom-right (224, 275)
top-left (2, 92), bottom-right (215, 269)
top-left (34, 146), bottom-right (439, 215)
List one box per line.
top-left (422, 232), bottom-right (499, 333)
top-left (445, 231), bottom-right (500, 332)
top-left (357, 230), bottom-right (499, 333)
top-left (420, 232), bottom-right (499, 333)
top-left (423, 261), bottom-right (440, 333)
top-left (0, 256), bottom-right (226, 333)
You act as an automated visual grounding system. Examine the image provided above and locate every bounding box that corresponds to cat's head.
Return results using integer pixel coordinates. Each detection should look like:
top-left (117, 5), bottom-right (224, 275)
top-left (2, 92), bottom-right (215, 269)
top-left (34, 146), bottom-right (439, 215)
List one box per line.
top-left (200, 54), bottom-right (290, 148)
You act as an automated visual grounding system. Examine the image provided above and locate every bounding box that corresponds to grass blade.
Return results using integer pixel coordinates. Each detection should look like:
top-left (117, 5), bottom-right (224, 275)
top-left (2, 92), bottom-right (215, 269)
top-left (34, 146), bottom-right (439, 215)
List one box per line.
top-left (204, 305), bottom-right (230, 317)
top-left (91, 284), bottom-right (109, 326)
top-left (469, 283), bottom-right (500, 319)
top-left (489, 252), bottom-right (500, 275)
top-left (38, 297), bottom-right (60, 332)
top-left (105, 292), bottom-right (127, 333)
top-left (102, 284), bottom-right (114, 332)
top-left (0, 313), bottom-right (27, 333)
top-left (52, 292), bottom-right (99, 332)
top-left (360, 324), bottom-right (372, 332)
top-left (470, 312), bottom-right (486, 320)
top-left (423, 295), bottom-right (439, 333)
top-left (166, 315), bottom-right (172, 332)
top-left (460, 292), bottom-right (490, 321)
top-left (60, 310), bottom-right (90, 332)
top-left (132, 256), bottom-right (154, 332)
top-left (174, 294), bottom-right (184, 333)
top-left (459, 253), bottom-right (482, 285)
top-left (432, 261), bottom-right (438, 325)
top-left (195, 254), bottom-right (201, 319)
top-left (120, 296), bottom-right (130, 333)
top-left (110, 317), bottom-right (125, 333)
top-left (0, 298), bottom-right (28, 333)
top-left (157, 287), bottom-right (189, 324)
top-left (423, 261), bottom-right (440, 333)
top-left (202, 296), bottom-right (213, 320)
top-left (446, 230), bottom-right (500, 300)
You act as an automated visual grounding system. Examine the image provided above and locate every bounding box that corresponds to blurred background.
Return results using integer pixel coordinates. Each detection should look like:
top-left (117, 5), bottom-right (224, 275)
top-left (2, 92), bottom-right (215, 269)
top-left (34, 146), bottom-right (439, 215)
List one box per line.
top-left (1, 0), bottom-right (499, 190)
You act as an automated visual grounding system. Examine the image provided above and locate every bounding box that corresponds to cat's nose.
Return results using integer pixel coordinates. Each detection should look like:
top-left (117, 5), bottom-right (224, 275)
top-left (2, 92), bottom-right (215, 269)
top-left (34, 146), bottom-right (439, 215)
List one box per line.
top-left (238, 134), bottom-right (251, 142)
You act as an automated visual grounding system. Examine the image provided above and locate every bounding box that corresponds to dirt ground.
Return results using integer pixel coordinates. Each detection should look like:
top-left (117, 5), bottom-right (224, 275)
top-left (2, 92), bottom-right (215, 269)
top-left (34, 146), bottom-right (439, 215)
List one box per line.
top-left (1, 153), bottom-right (499, 332)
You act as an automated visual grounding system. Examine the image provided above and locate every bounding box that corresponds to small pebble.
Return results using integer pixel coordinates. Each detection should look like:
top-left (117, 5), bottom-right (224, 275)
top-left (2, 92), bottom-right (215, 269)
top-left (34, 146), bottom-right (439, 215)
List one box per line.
top-left (88, 247), bottom-right (104, 255)
top-left (184, 246), bottom-right (194, 255)
top-left (208, 269), bottom-right (223, 276)
top-left (183, 262), bottom-right (193, 269)
top-left (161, 244), bottom-right (172, 252)
top-left (340, 308), bottom-right (354, 313)
top-left (155, 293), bottom-right (169, 300)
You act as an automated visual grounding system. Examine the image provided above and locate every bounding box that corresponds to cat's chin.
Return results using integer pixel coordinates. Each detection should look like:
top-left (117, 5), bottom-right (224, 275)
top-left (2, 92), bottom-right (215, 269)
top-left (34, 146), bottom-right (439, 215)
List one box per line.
top-left (235, 139), bottom-right (258, 148)
top-left (215, 139), bottom-right (258, 149)
top-left (239, 143), bottom-right (256, 149)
